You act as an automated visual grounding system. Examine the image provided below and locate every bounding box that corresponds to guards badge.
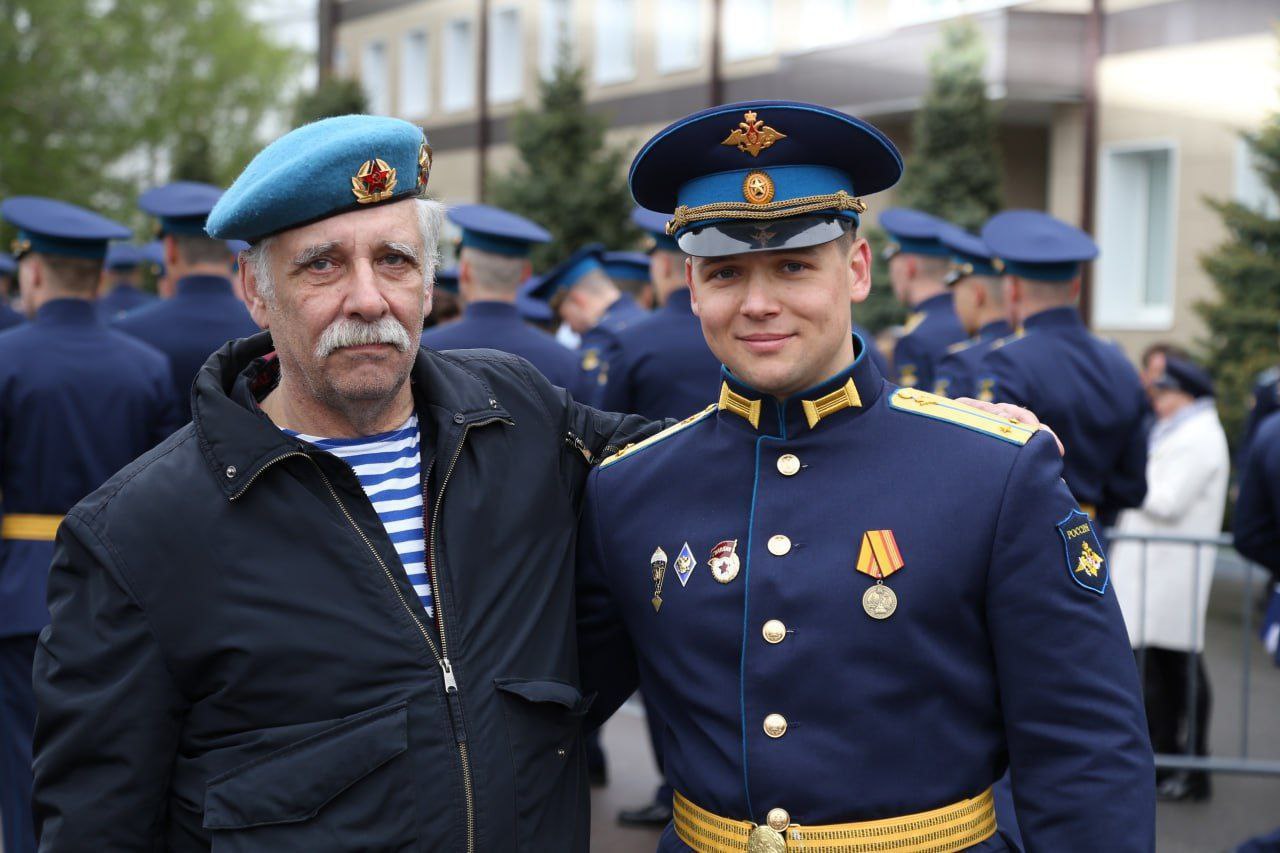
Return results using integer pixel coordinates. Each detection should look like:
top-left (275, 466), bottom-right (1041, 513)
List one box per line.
top-left (1057, 510), bottom-right (1108, 594)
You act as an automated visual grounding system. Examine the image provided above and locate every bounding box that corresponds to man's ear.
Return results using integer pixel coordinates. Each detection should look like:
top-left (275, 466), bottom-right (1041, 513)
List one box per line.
top-left (686, 257), bottom-right (700, 316)
top-left (241, 260), bottom-right (271, 329)
top-left (849, 237), bottom-right (872, 304)
top-left (163, 234), bottom-right (179, 268)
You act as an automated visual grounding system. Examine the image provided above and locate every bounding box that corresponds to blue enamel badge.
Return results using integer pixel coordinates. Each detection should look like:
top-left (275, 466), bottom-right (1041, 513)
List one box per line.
top-left (1057, 510), bottom-right (1108, 595)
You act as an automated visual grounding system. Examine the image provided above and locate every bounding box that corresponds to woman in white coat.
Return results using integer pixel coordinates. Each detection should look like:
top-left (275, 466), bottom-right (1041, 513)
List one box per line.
top-left (1111, 356), bottom-right (1229, 802)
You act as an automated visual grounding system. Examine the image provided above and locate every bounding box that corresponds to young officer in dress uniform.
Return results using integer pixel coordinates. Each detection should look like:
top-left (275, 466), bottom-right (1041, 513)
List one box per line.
top-left (881, 208), bottom-right (967, 390)
top-left (975, 210), bottom-right (1148, 530)
top-left (599, 208), bottom-right (723, 421)
top-left (97, 242), bottom-right (158, 321)
top-left (0, 197), bottom-right (180, 853)
top-left (522, 244), bottom-right (649, 405)
top-left (932, 225), bottom-right (1012, 400)
top-left (604, 250), bottom-right (658, 310)
top-left (575, 100), bottom-right (1154, 853)
top-left (0, 252), bottom-right (22, 331)
top-left (421, 204), bottom-right (585, 394)
top-left (113, 182), bottom-right (259, 421)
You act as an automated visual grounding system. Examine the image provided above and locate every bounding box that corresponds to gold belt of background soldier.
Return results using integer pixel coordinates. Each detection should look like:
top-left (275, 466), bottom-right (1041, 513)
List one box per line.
top-left (673, 787), bottom-right (996, 853)
top-left (0, 514), bottom-right (64, 541)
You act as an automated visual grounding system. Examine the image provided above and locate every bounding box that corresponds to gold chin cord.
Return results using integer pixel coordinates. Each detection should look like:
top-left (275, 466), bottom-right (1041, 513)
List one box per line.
top-left (666, 191), bottom-right (867, 235)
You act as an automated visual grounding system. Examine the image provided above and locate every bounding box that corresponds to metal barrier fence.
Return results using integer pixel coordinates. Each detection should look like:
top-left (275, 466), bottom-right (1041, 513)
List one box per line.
top-left (1106, 529), bottom-right (1280, 776)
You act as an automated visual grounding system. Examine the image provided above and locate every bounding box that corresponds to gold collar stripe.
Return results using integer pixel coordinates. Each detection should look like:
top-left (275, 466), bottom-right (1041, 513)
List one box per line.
top-left (666, 191), bottom-right (866, 236)
top-left (673, 787), bottom-right (996, 852)
top-left (718, 383), bottom-right (762, 429)
top-left (889, 388), bottom-right (1035, 446)
top-left (801, 378), bottom-right (862, 429)
top-left (599, 405), bottom-right (717, 469)
top-left (1, 513), bottom-right (64, 542)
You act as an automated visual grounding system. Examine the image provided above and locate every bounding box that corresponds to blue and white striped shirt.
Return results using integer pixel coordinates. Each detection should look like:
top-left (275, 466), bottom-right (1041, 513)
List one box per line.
top-left (285, 415), bottom-right (433, 617)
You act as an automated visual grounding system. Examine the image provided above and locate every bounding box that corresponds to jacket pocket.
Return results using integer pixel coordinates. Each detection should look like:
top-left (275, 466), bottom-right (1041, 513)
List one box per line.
top-left (495, 678), bottom-right (594, 851)
top-left (203, 701), bottom-right (416, 852)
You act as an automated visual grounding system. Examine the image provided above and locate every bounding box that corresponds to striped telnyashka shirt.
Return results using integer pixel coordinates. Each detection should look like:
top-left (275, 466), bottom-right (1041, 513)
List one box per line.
top-left (285, 415), bottom-right (433, 617)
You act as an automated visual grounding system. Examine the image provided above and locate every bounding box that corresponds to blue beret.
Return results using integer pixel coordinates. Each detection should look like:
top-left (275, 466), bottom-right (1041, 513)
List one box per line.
top-left (105, 243), bottom-right (143, 271)
top-left (434, 265), bottom-right (459, 294)
top-left (206, 115), bottom-right (432, 242)
top-left (139, 182), bottom-right (224, 236)
top-left (141, 240), bottom-right (167, 276)
top-left (938, 224), bottom-right (1002, 284)
top-left (629, 101), bottom-right (902, 257)
top-left (449, 203), bottom-right (550, 257)
top-left (630, 206), bottom-right (681, 253)
top-left (516, 282), bottom-right (554, 322)
top-left (603, 251), bottom-right (651, 283)
top-left (0, 252), bottom-right (15, 276)
top-left (1155, 356), bottom-right (1214, 399)
top-left (880, 208), bottom-right (952, 259)
top-left (981, 210), bottom-right (1098, 282)
top-left (520, 244), bottom-right (606, 303)
top-left (1, 196), bottom-right (131, 260)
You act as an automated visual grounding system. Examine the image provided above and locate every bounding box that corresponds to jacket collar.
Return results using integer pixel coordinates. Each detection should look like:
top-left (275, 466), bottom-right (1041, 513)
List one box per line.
top-left (35, 298), bottom-right (98, 327)
top-left (715, 333), bottom-right (884, 438)
top-left (192, 331), bottom-right (513, 500)
top-left (176, 275), bottom-right (235, 298)
top-left (464, 301), bottom-right (520, 321)
top-left (662, 288), bottom-right (693, 315)
top-left (978, 319), bottom-right (1013, 341)
top-left (1022, 305), bottom-right (1083, 333)
top-left (912, 291), bottom-right (953, 314)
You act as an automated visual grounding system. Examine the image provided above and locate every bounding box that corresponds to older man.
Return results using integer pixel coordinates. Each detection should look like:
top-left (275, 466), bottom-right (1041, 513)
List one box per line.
top-left (31, 115), bottom-right (658, 851)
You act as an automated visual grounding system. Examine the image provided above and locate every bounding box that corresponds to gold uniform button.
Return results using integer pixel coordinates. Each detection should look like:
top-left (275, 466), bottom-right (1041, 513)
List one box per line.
top-left (763, 713), bottom-right (788, 738)
top-left (767, 534), bottom-right (791, 556)
top-left (776, 453), bottom-right (801, 476)
top-left (762, 619), bottom-right (786, 644)
top-left (766, 808), bottom-right (791, 831)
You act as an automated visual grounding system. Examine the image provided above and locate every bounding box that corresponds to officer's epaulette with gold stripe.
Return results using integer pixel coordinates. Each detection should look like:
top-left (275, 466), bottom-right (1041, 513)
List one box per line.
top-left (945, 337), bottom-right (978, 355)
top-left (599, 404), bottom-right (717, 469)
top-left (888, 388), bottom-right (1035, 446)
top-left (990, 329), bottom-right (1027, 350)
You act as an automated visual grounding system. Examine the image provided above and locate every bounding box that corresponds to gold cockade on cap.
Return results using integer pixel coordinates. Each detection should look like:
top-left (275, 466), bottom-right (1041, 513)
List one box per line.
top-left (721, 110), bottom-right (786, 157)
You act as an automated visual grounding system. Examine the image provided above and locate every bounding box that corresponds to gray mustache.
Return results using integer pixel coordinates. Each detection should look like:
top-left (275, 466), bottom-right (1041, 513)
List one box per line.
top-left (314, 317), bottom-right (415, 359)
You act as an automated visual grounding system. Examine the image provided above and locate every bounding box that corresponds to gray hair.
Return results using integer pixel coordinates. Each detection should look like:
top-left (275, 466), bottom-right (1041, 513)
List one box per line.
top-left (245, 197), bottom-right (446, 306)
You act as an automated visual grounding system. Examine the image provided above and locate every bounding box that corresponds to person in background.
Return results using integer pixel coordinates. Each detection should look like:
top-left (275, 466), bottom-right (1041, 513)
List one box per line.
top-left (113, 182), bottom-right (259, 421)
top-left (881, 208), bottom-right (967, 390)
top-left (96, 243), bottom-right (158, 321)
top-left (932, 225), bottom-right (1013, 400)
top-left (0, 196), bottom-right (179, 853)
top-left (1238, 326), bottom-right (1280, 457)
top-left (421, 204), bottom-right (583, 394)
top-left (603, 250), bottom-right (657, 311)
top-left (141, 239), bottom-right (169, 297)
top-left (0, 252), bottom-right (22, 331)
top-left (425, 266), bottom-right (462, 329)
top-left (1111, 355), bottom-right (1229, 803)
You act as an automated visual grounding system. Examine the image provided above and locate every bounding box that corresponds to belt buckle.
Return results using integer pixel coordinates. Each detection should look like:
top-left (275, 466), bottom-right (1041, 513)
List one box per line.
top-left (747, 823), bottom-right (787, 853)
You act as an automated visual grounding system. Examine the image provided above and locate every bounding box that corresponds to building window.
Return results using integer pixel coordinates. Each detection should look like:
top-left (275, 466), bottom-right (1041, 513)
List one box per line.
top-left (540, 0), bottom-right (572, 79)
top-left (594, 0), bottom-right (636, 85)
top-left (1235, 137), bottom-right (1280, 218)
top-left (722, 0), bottom-right (772, 61)
top-left (400, 30), bottom-right (430, 118)
top-left (443, 18), bottom-right (475, 112)
top-left (802, 0), bottom-right (856, 46)
top-left (361, 40), bottom-right (389, 114)
top-left (656, 0), bottom-right (702, 73)
top-left (488, 7), bottom-right (523, 103)
top-left (1095, 142), bottom-right (1178, 330)
top-left (333, 45), bottom-right (348, 77)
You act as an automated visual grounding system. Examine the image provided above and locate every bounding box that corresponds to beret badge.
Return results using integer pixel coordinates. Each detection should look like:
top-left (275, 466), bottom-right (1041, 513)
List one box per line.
top-left (418, 140), bottom-right (433, 190)
top-left (351, 158), bottom-right (397, 204)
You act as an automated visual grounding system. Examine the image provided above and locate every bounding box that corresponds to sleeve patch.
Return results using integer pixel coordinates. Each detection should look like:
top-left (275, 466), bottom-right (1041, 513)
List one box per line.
top-left (1057, 509), bottom-right (1108, 595)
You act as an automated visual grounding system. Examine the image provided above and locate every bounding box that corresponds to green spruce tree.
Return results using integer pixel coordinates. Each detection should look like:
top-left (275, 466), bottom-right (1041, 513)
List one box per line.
top-left (489, 52), bottom-right (637, 270)
top-left (293, 77), bottom-right (369, 127)
top-left (860, 19), bottom-right (1004, 333)
top-left (1197, 104), bottom-right (1280, 448)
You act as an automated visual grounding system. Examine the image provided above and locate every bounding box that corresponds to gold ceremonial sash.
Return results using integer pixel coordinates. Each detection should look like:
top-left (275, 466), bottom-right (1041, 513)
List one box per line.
top-left (1, 514), bottom-right (64, 542)
top-left (673, 787), bottom-right (996, 853)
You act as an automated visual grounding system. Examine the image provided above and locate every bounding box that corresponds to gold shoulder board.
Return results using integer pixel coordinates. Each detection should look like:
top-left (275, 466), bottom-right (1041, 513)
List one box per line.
top-left (599, 405), bottom-right (717, 469)
top-left (888, 388), bottom-right (1035, 446)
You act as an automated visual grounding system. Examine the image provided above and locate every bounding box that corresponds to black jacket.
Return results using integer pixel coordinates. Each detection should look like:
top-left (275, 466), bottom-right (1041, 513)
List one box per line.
top-left (33, 331), bottom-right (657, 852)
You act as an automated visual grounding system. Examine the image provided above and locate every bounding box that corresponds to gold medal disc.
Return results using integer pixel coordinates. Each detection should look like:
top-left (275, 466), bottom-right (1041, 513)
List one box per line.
top-left (747, 825), bottom-right (787, 853)
top-left (862, 583), bottom-right (898, 620)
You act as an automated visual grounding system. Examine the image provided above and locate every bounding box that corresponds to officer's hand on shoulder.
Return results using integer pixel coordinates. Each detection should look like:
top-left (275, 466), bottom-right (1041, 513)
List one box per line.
top-left (955, 397), bottom-right (1065, 456)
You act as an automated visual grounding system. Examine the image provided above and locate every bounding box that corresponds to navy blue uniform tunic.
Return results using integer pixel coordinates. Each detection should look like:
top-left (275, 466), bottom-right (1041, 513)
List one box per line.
top-left (933, 320), bottom-right (1014, 400)
top-left (891, 291), bottom-right (967, 390)
top-left (579, 294), bottom-right (649, 406)
top-left (96, 283), bottom-right (158, 321)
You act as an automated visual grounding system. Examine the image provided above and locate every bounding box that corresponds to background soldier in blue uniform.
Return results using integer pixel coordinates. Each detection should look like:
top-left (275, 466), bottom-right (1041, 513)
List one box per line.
top-left (600, 207), bottom-right (722, 421)
top-left (114, 181), bottom-right (259, 421)
top-left (933, 225), bottom-right (1012, 400)
top-left (604, 249), bottom-right (658, 311)
top-left (1240, 355), bottom-right (1280, 456)
top-left (522, 244), bottom-right (649, 405)
top-left (0, 197), bottom-right (180, 853)
top-left (976, 210), bottom-right (1148, 529)
top-left (96, 242), bottom-right (158, 321)
top-left (421, 204), bottom-right (585, 394)
top-left (1235, 410), bottom-right (1280, 591)
top-left (881, 207), bottom-right (967, 390)
top-left (0, 252), bottom-right (22, 330)
top-left (577, 100), bottom-right (1154, 852)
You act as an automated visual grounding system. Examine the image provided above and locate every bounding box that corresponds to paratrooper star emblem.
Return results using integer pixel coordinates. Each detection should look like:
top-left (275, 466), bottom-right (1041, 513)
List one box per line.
top-left (352, 158), bottom-right (397, 204)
